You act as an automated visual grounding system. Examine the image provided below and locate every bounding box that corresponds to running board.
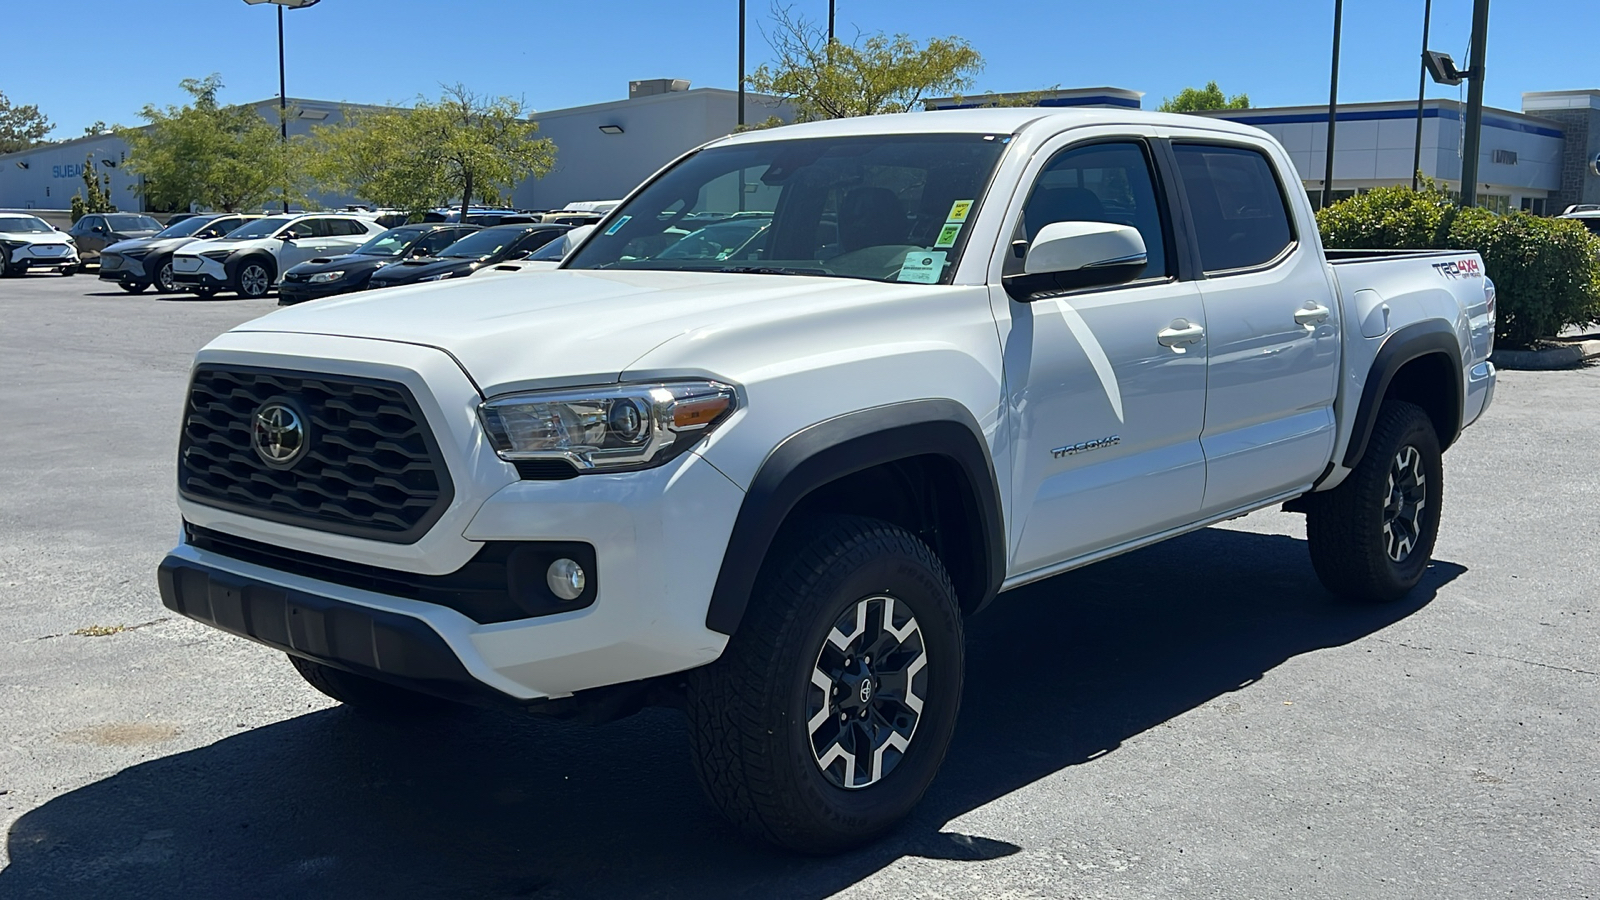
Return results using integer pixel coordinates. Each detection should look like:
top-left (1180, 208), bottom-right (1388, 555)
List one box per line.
top-left (999, 487), bottom-right (1311, 593)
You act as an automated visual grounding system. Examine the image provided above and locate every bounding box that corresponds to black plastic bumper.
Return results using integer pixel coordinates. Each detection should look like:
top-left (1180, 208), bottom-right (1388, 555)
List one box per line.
top-left (172, 271), bottom-right (230, 290)
top-left (277, 280), bottom-right (358, 304)
top-left (158, 555), bottom-right (515, 706)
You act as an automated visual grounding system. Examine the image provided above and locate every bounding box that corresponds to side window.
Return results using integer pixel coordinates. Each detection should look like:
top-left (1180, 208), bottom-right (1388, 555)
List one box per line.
top-left (1173, 144), bottom-right (1294, 273)
top-left (200, 217), bottom-right (233, 238)
top-left (414, 230), bottom-right (460, 255)
top-left (1018, 141), bottom-right (1169, 281)
top-left (339, 219), bottom-right (370, 236)
top-left (516, 230), bottom-right (562, 254)
top-left (301, 218), bottom-right (334, 238)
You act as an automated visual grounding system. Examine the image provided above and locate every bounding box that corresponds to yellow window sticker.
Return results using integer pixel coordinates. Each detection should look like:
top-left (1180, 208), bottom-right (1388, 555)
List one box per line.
top-left (897, 250), bottom-right (947, 284)
top-left (945, 199), bottom-right (974, 223)
top-left (934, 223), bottom-right (963, 248)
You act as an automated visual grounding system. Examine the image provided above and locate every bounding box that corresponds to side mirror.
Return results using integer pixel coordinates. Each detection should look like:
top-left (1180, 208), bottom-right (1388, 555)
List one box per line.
top-left (409, 245), bottom-right (431, 258)
top-left (280, 231), bottom-right (298, 241)
top-left (1003, 221), bottom-right (1148, 301)
top-left (92, 226), bottom-right (107, 234)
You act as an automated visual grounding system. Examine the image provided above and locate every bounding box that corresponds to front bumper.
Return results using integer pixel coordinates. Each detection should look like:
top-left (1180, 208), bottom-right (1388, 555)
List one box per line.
top-left (172, 256), bottom-right (231, 290)
top-left (159, 554), bottom-right (509, 706)
top-left (8, 244), bottom-right (78, 268)
top-left (99, 253), bottom-right (155, 282)
top-left (278, 278), bottom-right (361, 304)
top-left (170, 331), bottom-right (745, 699)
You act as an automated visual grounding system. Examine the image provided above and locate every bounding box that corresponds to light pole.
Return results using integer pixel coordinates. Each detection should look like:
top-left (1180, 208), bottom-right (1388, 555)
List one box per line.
top-left (243, 0), bottom-right (320, 212)
top-left (828, 0), bottom-right (835, 43)
top-left (1322, 0), bottom-right (1343, 210)
top-left (737, 0), bottom-right (746, 128)
top-left (1412, 0), bottom-right (1432, 191)
top-left (1459, 0), bottom-right (1491, 208)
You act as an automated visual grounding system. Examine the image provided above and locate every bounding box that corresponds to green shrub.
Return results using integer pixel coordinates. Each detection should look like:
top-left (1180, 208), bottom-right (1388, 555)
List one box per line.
top-left (1317, 184), bottom-right (1600, 348)
top-left (1446, 208), bottom-right (1600, 348)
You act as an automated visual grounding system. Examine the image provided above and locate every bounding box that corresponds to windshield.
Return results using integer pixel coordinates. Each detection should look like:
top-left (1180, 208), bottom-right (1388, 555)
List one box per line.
top-left (156, 215), bottom-right (229, 239)
top-left (354, 227), bottom-right (426, 257)
top-left (0, 216), bottom-right (53, 234)
top-left (219, 218), bottom-right (292, 240)
top-left (440, 228), bottom-right (520, 259)
top-left (566, 133), bottom-right (1008, 283)
top-left (106, 214), bottom-right (161, 232)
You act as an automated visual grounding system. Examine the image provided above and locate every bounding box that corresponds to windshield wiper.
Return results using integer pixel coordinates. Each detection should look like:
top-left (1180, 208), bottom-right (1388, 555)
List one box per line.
top-left (713, 265), bottom-right (832, 277)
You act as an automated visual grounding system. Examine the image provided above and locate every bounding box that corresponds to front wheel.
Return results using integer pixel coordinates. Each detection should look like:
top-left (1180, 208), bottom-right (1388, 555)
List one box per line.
top-left (153, 259), bottom-right (177, 293)
top-left (1305, 400), bottom-right (1443, 602)
top-left (236, 260), bottom-right (273, 299)
top-left (686, 516), bottom-right (964, 854)
top-left (119, 279), bottom-right (148, 294)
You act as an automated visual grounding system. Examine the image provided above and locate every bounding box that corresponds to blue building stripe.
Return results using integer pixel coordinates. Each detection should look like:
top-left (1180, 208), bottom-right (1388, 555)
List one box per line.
top-left (931, 95), bottom-right (1141, 111)
top-left (1220, 106), bottom-right (1564, 139)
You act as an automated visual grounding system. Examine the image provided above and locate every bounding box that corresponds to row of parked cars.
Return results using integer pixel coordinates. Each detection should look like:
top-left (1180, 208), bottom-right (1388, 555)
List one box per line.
top-left (2, 202), bottom-right (772, 303)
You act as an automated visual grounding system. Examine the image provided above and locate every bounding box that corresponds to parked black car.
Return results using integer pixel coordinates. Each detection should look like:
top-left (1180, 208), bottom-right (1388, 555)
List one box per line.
top-left (277, 223), bottom-right (480, 305)
top-left (367, 224), bottom-right (570, 289)
top-left (98, 213), bottom-right (258, 293)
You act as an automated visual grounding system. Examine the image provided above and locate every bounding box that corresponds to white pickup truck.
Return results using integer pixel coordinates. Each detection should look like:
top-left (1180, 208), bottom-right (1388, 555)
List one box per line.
top-left (159, 108), bottom-right (1496, 852)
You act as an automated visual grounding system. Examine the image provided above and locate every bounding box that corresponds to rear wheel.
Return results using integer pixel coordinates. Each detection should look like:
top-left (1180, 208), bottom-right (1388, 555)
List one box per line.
top-left (686, 516), bottom-right (964, 853)
top-left (1305, 400), bottom-right (1443, 602)
top-left (287, 655), bottom-right (455, 718)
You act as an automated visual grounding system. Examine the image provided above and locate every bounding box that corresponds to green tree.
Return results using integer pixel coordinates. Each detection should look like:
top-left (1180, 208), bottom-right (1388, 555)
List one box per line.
top-left (0, 91), bottom-right (53, 154)
top-left (82, 121), bottom-right (109, 136)
top-left (1158, 81), bottom-right (1250, 113)
top-left (747, 6), bottom-right (984, 123)
top-left (312, 85), bottom-right (555, 222)
top-left (69, 154), bottom-right (118, 222)
top-left (116, 75), bottom-right (306, 212)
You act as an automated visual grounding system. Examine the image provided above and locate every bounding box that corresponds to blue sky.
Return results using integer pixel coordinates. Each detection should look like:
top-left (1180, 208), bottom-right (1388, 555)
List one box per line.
top-left (3, 0), bottom-right (1595, 139)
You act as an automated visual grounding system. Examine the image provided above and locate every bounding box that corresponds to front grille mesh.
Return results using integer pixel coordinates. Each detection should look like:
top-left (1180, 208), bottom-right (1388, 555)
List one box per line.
top-left (178, 366), bottom-right (452, 543)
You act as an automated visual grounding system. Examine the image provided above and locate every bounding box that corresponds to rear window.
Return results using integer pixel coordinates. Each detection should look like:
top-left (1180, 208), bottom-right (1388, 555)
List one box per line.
top-left (1173, 144), bottom-right (1294, 273)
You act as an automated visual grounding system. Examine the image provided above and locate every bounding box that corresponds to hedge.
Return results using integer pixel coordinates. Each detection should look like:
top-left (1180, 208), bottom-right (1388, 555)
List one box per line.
top-left (1316, 184), bottom-right (1600, 348)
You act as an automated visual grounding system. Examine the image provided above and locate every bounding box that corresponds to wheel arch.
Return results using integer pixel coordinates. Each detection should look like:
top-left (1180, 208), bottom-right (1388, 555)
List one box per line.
top-left (1343, 320), bottom-right (1464, 469)
top-left (705, 399), bottom-right (1005, 636)
top-left (228, 251), bottom-right (277, 288)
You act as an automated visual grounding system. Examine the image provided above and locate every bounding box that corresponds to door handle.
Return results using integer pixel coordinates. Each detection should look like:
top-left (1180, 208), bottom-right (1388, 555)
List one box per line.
top-left (1294, 303), bottom-right (1331, 326)
top-left (1157, 319), bottom-right (1205, 348)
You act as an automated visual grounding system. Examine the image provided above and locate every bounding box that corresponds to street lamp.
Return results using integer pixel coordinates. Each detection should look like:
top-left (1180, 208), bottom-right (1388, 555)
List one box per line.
top-left (1322, 0), bottom-right (1343, 211)
top-left (243, 0), bottom-right (321, 212)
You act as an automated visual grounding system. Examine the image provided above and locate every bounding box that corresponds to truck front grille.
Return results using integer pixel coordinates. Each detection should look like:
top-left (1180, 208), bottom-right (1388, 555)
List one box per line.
top-left (178, 365), bottom-right (453, 543)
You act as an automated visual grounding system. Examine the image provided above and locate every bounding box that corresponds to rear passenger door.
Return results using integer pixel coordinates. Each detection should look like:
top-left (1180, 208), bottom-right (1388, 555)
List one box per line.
top-left (1171, 140), bottom-right (1342, 513)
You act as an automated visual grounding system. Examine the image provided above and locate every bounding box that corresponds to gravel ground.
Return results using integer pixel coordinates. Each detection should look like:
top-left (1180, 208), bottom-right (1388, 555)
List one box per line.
top-left (1, 272), bottom-right (1595, 899)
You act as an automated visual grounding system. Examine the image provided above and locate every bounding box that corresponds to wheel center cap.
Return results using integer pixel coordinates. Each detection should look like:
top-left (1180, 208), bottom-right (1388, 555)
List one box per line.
top-left (858, 678), bottom-right (874, 704)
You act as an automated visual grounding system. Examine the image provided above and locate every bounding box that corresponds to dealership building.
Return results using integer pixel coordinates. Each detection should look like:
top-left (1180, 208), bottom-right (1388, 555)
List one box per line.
top-left (5, 79), bottom-right (1600, 217)
top-left (0, 80), bottom-right (786, 215)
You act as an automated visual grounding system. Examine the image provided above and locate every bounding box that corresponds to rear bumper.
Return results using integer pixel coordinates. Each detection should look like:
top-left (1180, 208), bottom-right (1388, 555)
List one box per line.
top-left (159, 554), bottom-right (518, 706)
top-left (1464, 360), bottom-right (1496, 428)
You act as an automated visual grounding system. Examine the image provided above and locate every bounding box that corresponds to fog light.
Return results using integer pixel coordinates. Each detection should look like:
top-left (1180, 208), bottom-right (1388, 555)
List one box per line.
top-left (547, 558), bottom-right (586, 601)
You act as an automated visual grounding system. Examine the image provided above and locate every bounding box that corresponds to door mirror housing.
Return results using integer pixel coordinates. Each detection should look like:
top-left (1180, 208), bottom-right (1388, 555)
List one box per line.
top-left (279, 230), bottom-right (298, 241)
top-left (1003, 221), bottom-right (1148, 301)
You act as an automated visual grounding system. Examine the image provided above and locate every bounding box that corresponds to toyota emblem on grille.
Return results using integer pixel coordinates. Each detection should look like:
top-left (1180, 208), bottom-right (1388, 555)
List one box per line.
top-left (252, 402), bottom-right (308, 467)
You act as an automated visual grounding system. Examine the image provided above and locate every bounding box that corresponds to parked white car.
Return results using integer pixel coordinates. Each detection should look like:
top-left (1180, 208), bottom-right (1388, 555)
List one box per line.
top-left (0, 214), bottom-right (80, 276)
top-left (161, 109), bottom-right (1496, 852)
top-left (170, 213), bottom-right (385, 298)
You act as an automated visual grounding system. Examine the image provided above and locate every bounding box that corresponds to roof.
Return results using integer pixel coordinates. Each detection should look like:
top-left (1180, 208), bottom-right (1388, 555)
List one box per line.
top-left (712, 107), bottom-right (1270, 146)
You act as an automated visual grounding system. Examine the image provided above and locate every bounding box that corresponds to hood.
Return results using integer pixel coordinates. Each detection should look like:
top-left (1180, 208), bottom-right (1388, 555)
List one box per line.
top-left (103, 236), bottom-right (196, 255)
top-left (0, 229), bottom-right (67, 243)
top-left (285, 253), bottom-right (388, 275)
top-left (176, 237), bottom-right (239, 256)
top-left (368, 256), bottom-right (478, 284)
top-left (234, 268), bottom-right (913, 392)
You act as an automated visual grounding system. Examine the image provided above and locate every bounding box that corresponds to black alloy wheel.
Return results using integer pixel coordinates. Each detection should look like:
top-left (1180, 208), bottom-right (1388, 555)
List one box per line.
top-left (686, 515), bottom-right (964, 854)
top-left (1305, 400), bottom-right (1443, 602)
top-left (806, 595), bottom-right (929, 790)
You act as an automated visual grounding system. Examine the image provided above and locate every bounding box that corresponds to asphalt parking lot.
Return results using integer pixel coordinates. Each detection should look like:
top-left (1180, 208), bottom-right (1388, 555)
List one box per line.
top-left (0, 271), bottom-right (1596, 899)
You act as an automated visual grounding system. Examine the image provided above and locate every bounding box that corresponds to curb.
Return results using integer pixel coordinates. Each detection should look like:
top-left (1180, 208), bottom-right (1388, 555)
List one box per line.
top-left (1492, 339), bottom-right (1600, 371)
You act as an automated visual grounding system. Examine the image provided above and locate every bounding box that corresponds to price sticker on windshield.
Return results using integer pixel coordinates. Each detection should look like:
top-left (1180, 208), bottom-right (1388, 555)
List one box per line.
top-left (897, 250), bottom-right (947, 284)
top-left (945, 199), bottom-right (973, 223)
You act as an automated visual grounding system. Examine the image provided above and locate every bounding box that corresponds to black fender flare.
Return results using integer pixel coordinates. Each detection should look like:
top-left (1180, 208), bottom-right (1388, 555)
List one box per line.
top-left (1342, 319), bottom-right (1464, 468)
top-left (704, 399), bottom-right (1006, 636)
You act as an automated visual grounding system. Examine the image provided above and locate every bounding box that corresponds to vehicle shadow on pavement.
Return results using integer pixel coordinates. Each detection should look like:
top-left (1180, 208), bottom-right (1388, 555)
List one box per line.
top-left (1, 527), bottom-right (1461, 899)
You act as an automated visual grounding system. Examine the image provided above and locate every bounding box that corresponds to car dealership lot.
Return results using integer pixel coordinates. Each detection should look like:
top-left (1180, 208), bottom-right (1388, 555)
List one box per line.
top-left (0, 272), bottom-right (1595, 898)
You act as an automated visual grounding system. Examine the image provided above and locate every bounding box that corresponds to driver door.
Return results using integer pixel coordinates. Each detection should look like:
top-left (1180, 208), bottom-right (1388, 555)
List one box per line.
top-left (992, 132), bottom-right (1210, 576)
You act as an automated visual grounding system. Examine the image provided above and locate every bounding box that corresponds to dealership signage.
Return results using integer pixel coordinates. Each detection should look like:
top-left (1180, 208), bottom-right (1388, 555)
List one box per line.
top-left (51, 163), bottom-right (87, 179)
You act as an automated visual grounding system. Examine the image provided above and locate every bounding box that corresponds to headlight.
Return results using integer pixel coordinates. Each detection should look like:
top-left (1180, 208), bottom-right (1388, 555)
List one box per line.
top-left (0, 239), bottom-right (24, 252)
top-left (308, 270), bottom-right (345, 283)
top-left (479, 381), bottom-right (739, 472)
top-left (122, 248), bottom-right (150, 260)
top-left (419, 272), bottom-right (452, 282)
top-left (200, 249), bottom-right (230, 262)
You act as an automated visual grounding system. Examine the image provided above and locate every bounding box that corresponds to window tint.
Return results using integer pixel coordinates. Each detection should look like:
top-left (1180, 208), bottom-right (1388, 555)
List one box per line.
top-left (1173, 144), bottom-right (1293, 272)
top-left (514, 229), bottom-right (563, 254)
top-left (1019, 141), bottom-right (1168, 280)
top-left (412, 229), bottom-right (462, 255)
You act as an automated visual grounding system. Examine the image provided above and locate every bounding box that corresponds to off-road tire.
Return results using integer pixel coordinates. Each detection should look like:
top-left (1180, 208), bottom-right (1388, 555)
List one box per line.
top-left (1305, 400), bottom-right (1443, 602)
top-left (287, 654), bottom-right (455, 718)
top-left (685, 515), bottom-right (964, 854)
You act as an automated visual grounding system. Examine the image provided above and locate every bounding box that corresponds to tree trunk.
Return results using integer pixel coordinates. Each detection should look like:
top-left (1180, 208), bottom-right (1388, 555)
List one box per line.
top-left (460, 169), bottom-right (472, 224)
